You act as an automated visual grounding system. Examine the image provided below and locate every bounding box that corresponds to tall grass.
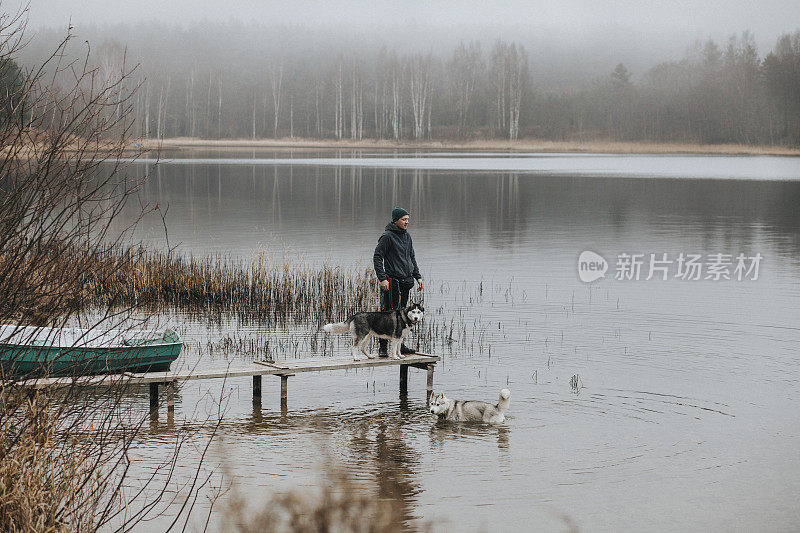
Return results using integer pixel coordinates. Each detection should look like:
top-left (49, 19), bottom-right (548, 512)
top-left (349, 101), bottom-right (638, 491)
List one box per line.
top-left (1, 243), bottom-right (378, 327)
top-left (87, 247), bottom-right (379, 325)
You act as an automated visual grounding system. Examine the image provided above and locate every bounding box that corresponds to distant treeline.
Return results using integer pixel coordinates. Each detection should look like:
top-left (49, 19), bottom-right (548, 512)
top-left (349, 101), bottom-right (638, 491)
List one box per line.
top-left (18, 24), bottom-right (800, 145)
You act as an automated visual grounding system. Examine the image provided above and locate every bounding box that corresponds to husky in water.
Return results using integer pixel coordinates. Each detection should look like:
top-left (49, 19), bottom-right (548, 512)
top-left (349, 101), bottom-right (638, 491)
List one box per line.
top-left (429, 389), bottom-right (511, 424)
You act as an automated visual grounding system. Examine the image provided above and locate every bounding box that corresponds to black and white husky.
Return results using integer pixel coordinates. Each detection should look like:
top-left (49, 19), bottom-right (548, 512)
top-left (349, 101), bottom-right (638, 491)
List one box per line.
top-left (429, 389), bottom-right (511, 424)
top-left (323, 303), bottom-right (424, 361)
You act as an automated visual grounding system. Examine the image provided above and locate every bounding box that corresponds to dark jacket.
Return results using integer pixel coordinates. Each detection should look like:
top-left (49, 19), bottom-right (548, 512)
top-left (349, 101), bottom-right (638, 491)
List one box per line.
top-left (373, 221), bottom-right (421, 286)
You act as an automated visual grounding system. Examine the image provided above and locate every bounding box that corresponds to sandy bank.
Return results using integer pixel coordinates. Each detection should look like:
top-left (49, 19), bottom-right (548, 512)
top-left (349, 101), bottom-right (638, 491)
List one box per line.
top-left (138, 137), bottom-right (800, 156)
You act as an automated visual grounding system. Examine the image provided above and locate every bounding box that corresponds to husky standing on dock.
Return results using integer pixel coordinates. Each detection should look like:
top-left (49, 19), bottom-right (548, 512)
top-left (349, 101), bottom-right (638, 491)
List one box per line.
top-left (323, 303), bottom-right (424, 361)
top-left (429, 389), bottom-right (511, 424)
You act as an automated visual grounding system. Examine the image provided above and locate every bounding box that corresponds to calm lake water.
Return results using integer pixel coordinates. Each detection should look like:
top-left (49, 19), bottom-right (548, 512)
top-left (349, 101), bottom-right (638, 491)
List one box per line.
top-left (117, 149), bottom-right (800, 532)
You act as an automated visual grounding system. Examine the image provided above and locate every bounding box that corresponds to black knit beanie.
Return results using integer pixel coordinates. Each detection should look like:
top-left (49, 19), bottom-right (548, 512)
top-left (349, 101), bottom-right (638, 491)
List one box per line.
top-left (392, 206), bottom-right (409, 222)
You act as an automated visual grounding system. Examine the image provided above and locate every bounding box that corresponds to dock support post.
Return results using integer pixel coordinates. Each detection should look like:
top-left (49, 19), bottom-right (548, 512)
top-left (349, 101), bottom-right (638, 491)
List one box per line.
top-left (426, 364), bottom-right (435, 404)
top-left (166, 381), bottom-right (175, 413)
top-left (280, 374), bottom-right (289, 409)
top-left (253, 375), bottom-right (262, 403)
top-left (400, 364), bottom-right (408, 395)
top-left (149, 382), bottom-right (159, 412)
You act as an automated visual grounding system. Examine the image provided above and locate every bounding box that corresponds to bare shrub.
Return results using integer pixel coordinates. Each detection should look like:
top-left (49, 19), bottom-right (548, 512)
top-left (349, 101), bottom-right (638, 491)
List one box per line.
top-left (224, 467), bottom-right (407, 533)
top-left (0, 6), bottom-right (200, 531)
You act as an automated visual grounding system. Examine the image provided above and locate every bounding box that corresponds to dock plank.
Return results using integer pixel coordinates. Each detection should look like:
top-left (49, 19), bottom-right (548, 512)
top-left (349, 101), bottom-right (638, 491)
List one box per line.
top-left (14, 354), bottom-right (439, 389)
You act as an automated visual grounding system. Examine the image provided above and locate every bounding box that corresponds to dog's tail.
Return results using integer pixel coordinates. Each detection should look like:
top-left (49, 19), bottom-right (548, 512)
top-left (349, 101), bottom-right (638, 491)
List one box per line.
top-left (497, 388), bottom-right (511, 412)
top-left (323, 321), bottom-right (350, 334)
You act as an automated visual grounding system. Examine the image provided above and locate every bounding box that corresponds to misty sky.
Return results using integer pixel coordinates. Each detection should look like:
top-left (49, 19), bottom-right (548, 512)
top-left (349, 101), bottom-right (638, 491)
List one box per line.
top-left (10, 1), bottom-right (798, 42)
top-left (4, 0), bottom-right (799, 81)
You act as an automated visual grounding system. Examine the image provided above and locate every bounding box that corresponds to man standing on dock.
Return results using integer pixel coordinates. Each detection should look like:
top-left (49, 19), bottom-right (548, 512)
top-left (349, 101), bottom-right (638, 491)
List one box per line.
top-left (373, 206), bottom-right (423, 357)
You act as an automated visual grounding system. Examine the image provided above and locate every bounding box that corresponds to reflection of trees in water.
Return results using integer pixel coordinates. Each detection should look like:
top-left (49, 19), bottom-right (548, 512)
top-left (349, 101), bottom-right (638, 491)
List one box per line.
top-left (376, 421), bottom-right (421, 526)
top-left (271, 165), bottom-right (281, 224)
top-left (490, 173), bottom-right (521, 247)
top-left (239, 402), bottom-right (426, 529)
top-left (155, 382), bottom-right (515, 529)
top-left (347, 406), bottom-right (424, 528)
top-left (130, 159), bottom-right (800, 264)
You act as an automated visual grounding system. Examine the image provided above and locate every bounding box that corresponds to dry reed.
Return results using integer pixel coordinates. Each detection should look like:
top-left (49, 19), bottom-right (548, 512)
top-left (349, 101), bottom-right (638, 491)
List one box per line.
top-left (1, 391), bottom-right (114, 532)
top-left (3, 244), bottom-right (379, 327)
top-left (87, 247), bottom-right (379, 325)
top-left (223, 466), bottom-right (409, 533)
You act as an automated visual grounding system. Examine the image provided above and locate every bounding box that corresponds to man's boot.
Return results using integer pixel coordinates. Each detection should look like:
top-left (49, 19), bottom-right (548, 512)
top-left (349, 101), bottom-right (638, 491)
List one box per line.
top-left (400, 343), bottom-right (416, 355)
top-left (378, 339), bottom-right (389, 357)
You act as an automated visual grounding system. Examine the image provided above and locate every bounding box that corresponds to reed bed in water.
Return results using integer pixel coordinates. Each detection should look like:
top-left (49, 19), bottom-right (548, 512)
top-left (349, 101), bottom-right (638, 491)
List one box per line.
top-left (86, 247), bottom-right (378, 325)
top-left (1, 243), bottom-right (377, 326)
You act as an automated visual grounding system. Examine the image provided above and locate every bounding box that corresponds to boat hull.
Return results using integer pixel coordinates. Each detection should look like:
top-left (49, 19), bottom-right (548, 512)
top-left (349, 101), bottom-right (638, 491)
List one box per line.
top-left (0, 329), bottom-right (183, 378)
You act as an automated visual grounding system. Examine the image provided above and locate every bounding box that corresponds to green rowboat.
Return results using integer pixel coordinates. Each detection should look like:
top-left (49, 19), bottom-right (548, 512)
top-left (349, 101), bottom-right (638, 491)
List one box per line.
top-left (0, 325), bottom-right (182, 378)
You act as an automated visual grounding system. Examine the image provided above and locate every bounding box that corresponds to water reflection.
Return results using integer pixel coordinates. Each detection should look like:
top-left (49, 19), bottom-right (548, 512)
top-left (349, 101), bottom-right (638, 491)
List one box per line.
top-left (119, 155), bottom-right (800, 269)
top-left (236, 402), bottom-right (428, 529)
top-left (106, 150), bottom-right (800, 531)
top-left (429, 420), bottom-right (510, 454)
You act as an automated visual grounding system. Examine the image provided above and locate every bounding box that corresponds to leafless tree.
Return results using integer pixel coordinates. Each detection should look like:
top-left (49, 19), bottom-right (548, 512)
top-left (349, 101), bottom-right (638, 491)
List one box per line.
top-left (449, 41), bottom-right (483, 138)
top-left (350, 57), bottom-right (363, 140)
top-left (507, 43), bottom-right (529, 140)
top-left (27, 20), bottom-right (799, 145)
top-left (374, 47), bottom-right (391, 140)
top-left (490, 41), bottom-right (528, 140)
top-left (268, 60), bottom-right (283, 138)
top-left (389, 52), bottom-right (403, 140)
top-left (313, 72), bottom-right (325, 137)
top-left (490, 40), bottom-right (508, 137)
top-left (333, 56), bottom-right (344, 139)
top-left (407, 53), bottom-right (434, 140)
top-left (0, 11), bottom-right (217, 531)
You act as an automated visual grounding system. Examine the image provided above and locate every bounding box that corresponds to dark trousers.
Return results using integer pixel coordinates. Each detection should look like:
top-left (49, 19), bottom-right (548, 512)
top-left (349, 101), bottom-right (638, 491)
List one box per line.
top-left (379, 277), bottom-right (410, 354)
top-left (381, 277), bottom-right (410, 312)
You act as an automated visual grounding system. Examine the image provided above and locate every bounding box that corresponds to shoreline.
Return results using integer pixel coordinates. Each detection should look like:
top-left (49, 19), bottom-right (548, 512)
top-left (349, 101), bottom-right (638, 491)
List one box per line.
top-left (138, 137), bottom-right (800, 156)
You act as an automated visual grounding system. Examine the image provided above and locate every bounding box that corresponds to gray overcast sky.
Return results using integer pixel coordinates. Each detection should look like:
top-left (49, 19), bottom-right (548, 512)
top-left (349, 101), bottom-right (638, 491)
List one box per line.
top-left (9, 1), bottom-right (798, 38)
top-left (4, 0), bottom-right (799, 73)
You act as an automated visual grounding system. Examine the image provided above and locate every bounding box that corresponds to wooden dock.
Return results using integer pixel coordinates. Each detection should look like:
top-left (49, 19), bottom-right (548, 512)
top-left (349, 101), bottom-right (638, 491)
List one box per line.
top-left (16, 354), bottom-right (439, 415)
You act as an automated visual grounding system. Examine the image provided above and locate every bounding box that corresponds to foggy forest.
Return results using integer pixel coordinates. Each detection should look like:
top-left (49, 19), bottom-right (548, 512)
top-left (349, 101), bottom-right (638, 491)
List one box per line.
top-left (13, 21), bottom-right (800, 146)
